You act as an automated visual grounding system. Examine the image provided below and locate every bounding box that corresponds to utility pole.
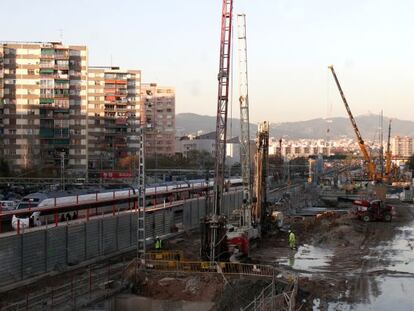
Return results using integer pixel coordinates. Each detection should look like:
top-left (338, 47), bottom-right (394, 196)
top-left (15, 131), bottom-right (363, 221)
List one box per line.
top-left (60, 152), bottom-right (65, 191)
top-left (137, 126), bottom-right (146, 261)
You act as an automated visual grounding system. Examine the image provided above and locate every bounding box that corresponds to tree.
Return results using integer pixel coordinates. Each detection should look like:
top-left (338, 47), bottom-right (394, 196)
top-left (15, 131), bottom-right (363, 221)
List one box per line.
top-left (407, 155), bottom-right (414, 170)
top-left (0, 158), bottom-right (11, 177)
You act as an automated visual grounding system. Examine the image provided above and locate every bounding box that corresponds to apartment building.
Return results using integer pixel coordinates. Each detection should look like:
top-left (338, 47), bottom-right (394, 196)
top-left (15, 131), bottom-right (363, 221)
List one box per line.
top-left (0, 42), bottom-right (88, 175)
top-left (269, 139), bottom-right (331, 158)
top-left (141, 83), bottom-right (175, 156)
top-left (87, 67), bottom-right (141, 170)
top-left (391, 136), bottom-right (414, 158)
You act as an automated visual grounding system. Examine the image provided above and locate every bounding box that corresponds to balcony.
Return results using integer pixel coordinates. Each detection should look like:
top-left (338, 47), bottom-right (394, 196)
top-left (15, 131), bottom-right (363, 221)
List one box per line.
top-left (39, 128), bottom-right (54, 138)
top-left (54, 74), bottom-right (68, 80)
top-left (39, 62), bottom-right (54, 68)
top-left (54, 83), bottom-right (69, 89)
top-left (54, 51), bottom-right (69, 59)
top-left (39, 68), bottom-right (54, 75)
top-left (40, 98), bottom-right (54, 104)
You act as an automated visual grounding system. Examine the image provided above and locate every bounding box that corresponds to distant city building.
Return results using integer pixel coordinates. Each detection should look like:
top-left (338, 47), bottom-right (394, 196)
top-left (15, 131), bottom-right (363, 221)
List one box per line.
top-left (269, 138), bottom-right (331, 158)
top-left (0, 41), bottom-right (88, 175)
top-left (141, 83), bottom-right (175, 156)
top-left (175, 131), bottom-right (215, 157)
top-left (87, 67), bottom-right (141, 170)
top-left (391, 136), bottom-right (414, 158)
top-left (175, 131), bottom-right (244, 164)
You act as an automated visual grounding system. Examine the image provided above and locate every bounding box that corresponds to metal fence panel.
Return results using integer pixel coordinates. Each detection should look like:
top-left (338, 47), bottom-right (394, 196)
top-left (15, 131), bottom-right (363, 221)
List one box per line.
top-left (85, 219), bottom-right (100, 259)
top-left (154, 210), bottom-right (164, 237)
top-left (145, 212), bottom-right (155, 240)
top-left (130, 213), bottom-right (137, 246)
top-left (191, 200), bottom-right (200, 228)
top-left (102, 217), bottom-right (117, 255)
top-left (183, 201), bottom-right (192, 229)
top-left (46, 226), bottom-right (67, 272)
top-left (162, 209), bottom-right (170, 235)
top-left (198, 199), bottom-right (206, 219)
top-left (0, 235), bottom-right (22, 285)
top-left (67, 225), bottom-right (85, 265)
top-left (22, 231), bottom-right (46, 279)
top-left (117, 214), bottom-right (131, 250)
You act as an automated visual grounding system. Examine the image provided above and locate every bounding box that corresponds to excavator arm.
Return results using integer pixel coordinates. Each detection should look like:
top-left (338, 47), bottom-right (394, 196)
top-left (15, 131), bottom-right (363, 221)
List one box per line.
top-left (328, 65), bottom-right (377, 181)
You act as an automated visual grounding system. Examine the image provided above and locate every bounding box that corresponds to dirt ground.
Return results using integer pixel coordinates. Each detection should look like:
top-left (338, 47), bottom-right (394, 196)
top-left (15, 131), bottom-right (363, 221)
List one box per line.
top-left (250, 201), bottom-right (414, 310)
top-left (128, 199), bottom-right (414, 310)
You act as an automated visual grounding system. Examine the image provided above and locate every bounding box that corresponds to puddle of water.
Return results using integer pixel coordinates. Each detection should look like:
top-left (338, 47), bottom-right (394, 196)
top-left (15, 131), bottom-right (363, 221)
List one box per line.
top-left (276, 244), bottom-right (333, 272)
top-left (370, 226), bottom-right (414, 274)
top-left (329, 276), bottom-right (414, 311)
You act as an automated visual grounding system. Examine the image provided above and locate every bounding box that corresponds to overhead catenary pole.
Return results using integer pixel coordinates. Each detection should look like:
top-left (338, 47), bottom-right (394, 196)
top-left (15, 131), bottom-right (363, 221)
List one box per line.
top-left (237, 13), bottom-right (252, 227)
top-left (137, 121), bottom-right (147, 261)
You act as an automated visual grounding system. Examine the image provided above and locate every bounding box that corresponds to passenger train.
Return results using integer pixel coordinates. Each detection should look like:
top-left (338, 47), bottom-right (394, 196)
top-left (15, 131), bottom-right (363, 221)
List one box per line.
top-left (11, 178), bottom-right (242, 230)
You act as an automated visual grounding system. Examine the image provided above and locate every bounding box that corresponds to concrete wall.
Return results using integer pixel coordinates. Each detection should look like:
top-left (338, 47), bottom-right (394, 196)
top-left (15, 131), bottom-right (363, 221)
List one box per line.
top-left (0, 191), bottom-right (242, 287)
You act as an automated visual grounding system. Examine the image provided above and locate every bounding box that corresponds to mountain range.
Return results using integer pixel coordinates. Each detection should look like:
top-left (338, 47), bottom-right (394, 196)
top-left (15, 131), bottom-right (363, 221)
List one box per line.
top-left (176, 113), bottom-right (414, 140)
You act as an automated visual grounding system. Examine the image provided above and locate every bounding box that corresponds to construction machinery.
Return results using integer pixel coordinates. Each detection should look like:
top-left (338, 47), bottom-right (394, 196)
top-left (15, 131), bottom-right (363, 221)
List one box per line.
top-left (253, 121), bottom-right (269, 224)
top-left (226, 13), bottom-right (261, 259)
top-left (353, 199), bottom-right (393, 222)
top-left (200, 0), bottom-right (233, 262)
top-left (328, 65), bottom-right (378, 182)
top-left (237, 13), bottom-right (253, 228)
top-left (385, 120), bottom-right (392, 183)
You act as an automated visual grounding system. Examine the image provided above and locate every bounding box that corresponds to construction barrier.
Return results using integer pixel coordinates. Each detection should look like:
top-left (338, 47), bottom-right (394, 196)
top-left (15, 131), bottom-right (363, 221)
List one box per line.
top-left (143, 259), bottom-right (293, 281)
top-left (144, 250), bottom-right (184, 261)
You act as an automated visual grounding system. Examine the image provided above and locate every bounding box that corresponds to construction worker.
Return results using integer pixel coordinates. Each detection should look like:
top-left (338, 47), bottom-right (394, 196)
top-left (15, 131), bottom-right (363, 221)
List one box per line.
top-left (288, 230), bottom-right (296, 250)
top-left (155, 236), bottom-right (162, 250)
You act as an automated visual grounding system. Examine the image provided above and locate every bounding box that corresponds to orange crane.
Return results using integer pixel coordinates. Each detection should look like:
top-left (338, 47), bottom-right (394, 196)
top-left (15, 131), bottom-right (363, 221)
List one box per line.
top-left (328, 65), bottom-right (378, 181)
top-left (385, 120), bottom-right (392, 183)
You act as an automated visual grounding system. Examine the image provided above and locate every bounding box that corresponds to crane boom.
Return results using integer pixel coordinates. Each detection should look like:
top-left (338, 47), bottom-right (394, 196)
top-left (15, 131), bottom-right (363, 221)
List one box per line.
top-left (328, 65), bottom-right (377, 181)
top-left (237, 13), bottom-right (252, 227)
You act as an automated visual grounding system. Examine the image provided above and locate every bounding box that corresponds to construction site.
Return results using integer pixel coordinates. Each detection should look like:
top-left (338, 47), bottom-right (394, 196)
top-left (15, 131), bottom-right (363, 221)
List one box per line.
top-left (1, 1), bottom-right (414, 311)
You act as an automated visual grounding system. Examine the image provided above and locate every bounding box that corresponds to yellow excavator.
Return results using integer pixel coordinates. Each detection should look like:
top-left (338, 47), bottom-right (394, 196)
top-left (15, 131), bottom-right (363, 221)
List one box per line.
top-left (328, 65), bottom-right (380, 182)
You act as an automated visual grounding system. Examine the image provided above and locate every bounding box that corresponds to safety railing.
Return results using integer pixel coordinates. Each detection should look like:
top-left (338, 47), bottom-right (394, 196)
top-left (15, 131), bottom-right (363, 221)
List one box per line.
top-left (143, 259), bottom-right (293, 281)
top-left (145, 250), bottom-right (184, 261)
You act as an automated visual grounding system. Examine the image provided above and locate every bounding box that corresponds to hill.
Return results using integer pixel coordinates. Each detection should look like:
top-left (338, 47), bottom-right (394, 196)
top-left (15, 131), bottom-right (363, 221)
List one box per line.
top-left (176, 113), bottom-right (414, 140)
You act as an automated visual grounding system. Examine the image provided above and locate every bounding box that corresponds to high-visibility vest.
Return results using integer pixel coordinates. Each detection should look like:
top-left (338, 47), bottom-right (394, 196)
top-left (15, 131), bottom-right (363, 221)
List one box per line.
top-left (289, 233), bottom-right (296, 244)
top-left (155, 239), bottom-right (162, 249)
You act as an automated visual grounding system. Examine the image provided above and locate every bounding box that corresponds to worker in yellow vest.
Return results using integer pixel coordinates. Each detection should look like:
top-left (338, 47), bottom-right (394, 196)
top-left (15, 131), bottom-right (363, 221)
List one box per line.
top-left (288, 230), bottom-right (296, 250)
top-left (155, 236), bottom-right (162, 250)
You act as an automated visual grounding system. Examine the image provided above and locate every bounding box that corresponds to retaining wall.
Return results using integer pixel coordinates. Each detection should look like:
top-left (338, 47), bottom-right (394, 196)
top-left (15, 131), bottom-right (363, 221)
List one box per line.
top-left (0, 191), bottom-right (242, 287)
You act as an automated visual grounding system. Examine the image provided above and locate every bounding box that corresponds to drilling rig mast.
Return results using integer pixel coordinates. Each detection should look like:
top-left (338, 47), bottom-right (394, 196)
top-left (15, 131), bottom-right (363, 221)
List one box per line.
top-left (201, 0), bottom-right (233, 262)
top-left (237, 13), bottom-right (252, 227)
top-left (253, 121), bottom-right (269, 226)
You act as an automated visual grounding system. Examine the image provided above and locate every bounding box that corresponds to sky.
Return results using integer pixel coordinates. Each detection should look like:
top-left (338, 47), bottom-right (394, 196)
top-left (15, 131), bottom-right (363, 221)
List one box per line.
top-left (3, 0), bottom-right (414, 123)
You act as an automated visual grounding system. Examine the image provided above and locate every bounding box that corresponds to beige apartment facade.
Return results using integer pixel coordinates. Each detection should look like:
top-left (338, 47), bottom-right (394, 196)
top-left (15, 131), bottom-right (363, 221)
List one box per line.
top-left (0, 42), bottom-right (88, 176)
top-left (0, 41), bottom-right (175, 176)
top-left (87, 67), bottom-right (141, 170)
top-left (141, 83), bottom-right (175, 156)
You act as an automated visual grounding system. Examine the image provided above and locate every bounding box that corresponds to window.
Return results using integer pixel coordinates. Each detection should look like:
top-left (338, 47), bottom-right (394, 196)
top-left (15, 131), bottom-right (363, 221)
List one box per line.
top-left (28, 69), bottom-right (35, 75)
